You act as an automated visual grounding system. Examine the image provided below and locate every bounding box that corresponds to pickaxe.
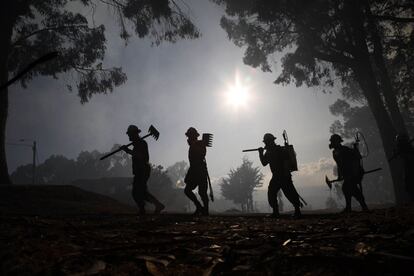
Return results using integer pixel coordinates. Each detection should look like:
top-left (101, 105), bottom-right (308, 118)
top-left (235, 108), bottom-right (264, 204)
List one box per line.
top-left (100, 125), bottom-right (160, 160)
top-left (325, 167), bottom-right (382, 189)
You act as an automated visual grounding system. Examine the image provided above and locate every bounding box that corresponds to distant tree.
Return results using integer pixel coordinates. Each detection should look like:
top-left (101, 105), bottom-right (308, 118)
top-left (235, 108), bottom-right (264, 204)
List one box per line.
top-left (166, 161), bottom-right (188, 188)
top-left (11, 144), bottom-right (131, 184)
top-left (325, 196), bottom-right (339, 210)
top-left (220, 158), bottom-right (263, 212)
top-left (213, 0), bottom-right (414, 203)
top-left (1, 0), bottom-right (200, 184)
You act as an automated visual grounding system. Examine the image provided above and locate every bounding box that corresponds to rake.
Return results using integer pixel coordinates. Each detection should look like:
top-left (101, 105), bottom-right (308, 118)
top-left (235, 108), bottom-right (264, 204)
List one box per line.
top-left (202, 133), bottom-right (213, 147)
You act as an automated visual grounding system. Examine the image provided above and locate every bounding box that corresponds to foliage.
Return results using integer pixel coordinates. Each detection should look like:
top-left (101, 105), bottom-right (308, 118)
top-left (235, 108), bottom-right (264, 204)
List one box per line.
top-left (166, 161), bottom-right (188, 188)
top-left (220, 157), bottom-right (263, 212)
top-left (6, 0), bottom-right (200, 103)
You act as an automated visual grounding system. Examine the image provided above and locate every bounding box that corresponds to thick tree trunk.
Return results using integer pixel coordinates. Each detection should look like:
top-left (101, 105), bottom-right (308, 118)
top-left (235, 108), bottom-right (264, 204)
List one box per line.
top-left (0, 7), bottom-right (15, 185)
top-left (348, 0), bottom-right (410, 203)
top-left (354, 65), bottom-right (408, 203)
top-left (364, 1), bottom-right (408, 134)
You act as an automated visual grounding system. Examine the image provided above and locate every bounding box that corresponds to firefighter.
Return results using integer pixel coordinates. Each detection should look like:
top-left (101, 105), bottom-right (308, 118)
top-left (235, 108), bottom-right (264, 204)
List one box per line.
top-left (259, 133), bottom-right (301, 218)
top-left (184, 127), bottom-right (209, 215)
top-left (121, 125), bottom-right (165, 215)
top-left (329, 134), bottom-right (368, 212)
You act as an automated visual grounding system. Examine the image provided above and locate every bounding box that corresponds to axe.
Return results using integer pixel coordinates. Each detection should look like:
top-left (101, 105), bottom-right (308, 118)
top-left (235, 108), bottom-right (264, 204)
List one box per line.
top-left (100, 125), bottom-right (160, 160)
top-left (325, 167), bottom-right (382, 189)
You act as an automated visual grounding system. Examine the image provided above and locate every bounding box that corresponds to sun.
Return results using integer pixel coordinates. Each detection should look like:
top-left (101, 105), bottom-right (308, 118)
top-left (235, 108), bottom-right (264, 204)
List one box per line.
top-left (224, 73), bottom-right (251, 109)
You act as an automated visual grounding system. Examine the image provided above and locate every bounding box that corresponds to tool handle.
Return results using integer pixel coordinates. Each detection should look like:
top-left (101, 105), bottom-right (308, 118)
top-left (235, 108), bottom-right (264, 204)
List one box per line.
top-left (242, 148), bottom-right (260, 152)
top-left (100, 135), bottom-right (152, 160)
top-left (100, 142), bottom-right (133, 160)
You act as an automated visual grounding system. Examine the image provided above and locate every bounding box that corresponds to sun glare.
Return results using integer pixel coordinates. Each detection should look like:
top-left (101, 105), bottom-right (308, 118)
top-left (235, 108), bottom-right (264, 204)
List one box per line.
top-left (224, 73), bottom-right (251, 109)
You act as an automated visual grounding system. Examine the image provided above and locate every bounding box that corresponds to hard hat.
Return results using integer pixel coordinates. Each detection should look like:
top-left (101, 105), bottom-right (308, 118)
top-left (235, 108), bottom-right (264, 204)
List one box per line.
top-left (263, 133), bottom-right (276, 142)
top-left (126, 125), bottom-right (141, 135)
top-left (185, 127), bottom-right (199, 138)
top-left (329, 134), bottom-right (343, 144)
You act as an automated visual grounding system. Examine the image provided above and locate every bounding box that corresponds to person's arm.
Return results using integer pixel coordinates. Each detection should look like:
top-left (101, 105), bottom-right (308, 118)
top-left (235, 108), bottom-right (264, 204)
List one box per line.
top-left (120, 145), bottom-right (133, 155)
top-left (259, 147), bottom-right (268, 166)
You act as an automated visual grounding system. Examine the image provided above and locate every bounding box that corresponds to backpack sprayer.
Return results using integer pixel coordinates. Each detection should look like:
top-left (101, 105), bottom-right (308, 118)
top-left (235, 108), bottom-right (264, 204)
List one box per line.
top-left (242, 130), bottom-right (306, 206)
top-left (325, 131), bottom-right (382, 189)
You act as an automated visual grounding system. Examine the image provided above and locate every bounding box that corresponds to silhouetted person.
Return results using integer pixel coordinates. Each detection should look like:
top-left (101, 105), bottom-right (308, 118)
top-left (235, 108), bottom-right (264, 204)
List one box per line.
top-left (259, 133), bottom-right (301, 218)
top-left (121, 125), bottom-right (165, 215)
top-left (329, 134), bottom-right (368, 212)
top-left (184, 127), bottom-right (209, 216)
top-left (394, 133), bottom-right (414, 200)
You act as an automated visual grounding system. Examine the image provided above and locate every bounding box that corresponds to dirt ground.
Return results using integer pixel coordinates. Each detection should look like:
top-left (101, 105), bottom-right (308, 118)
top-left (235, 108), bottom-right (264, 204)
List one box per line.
top-left (1, 206), bottom-right (414, 275)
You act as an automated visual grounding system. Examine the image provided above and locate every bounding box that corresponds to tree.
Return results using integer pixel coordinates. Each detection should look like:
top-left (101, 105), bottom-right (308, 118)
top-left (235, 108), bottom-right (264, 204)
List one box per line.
top-left (213, 0), bottom-right (413, 203)
top-left (220, 158), bottom-right (263, 212)
top-left (166, 161), bottom-right (189, 188)
top-left (1, 0), bottom-right (200, 184)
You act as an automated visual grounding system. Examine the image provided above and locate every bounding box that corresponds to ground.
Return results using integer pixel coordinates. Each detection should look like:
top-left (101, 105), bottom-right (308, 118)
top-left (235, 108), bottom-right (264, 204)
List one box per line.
top-left (0, 186), bottom-right (413, 275)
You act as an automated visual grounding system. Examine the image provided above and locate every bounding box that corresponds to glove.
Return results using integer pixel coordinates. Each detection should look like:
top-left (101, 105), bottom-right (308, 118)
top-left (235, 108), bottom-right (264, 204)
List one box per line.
top-left (258, 147), bottom-right (264, 154)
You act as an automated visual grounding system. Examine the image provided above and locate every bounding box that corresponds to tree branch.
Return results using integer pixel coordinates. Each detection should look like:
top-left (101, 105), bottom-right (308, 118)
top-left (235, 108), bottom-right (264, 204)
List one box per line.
top-left (12, 24), bottom-right (89, 47)
top-left (374, 15), bottom-right (414, 23)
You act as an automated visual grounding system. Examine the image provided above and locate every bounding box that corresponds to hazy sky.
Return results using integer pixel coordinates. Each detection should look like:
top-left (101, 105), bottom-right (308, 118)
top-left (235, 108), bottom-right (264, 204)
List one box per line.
top-left (6, 0), bottom-right (341, 200)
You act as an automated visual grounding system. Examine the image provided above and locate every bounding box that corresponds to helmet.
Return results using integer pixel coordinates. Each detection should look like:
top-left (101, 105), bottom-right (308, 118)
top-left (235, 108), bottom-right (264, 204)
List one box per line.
top-left (126, 125), bottom-right (141, 135)
top-left (263, 133), bottom-right (276, 143)
top-left (185, 127), bottom-right (199, 138)
top-left (329, 134), bottom-right (343, 144)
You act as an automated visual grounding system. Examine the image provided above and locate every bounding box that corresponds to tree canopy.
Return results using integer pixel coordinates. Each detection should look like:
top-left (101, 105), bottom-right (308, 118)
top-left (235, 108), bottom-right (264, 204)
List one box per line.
top-left (220, 158), bottom-right (263, 212)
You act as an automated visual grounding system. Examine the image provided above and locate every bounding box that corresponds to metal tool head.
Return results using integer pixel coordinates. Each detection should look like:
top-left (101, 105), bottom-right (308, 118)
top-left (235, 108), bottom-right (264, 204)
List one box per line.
top-left (202, 133), bottom-right (213, 147)
top-left (148, 125), bottom-right (160, 140)
top-left (325, 175), bottom-right (332, 190)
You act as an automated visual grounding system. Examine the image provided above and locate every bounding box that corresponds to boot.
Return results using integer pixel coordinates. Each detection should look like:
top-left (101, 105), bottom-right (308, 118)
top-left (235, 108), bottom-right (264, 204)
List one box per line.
top-left (293, 207), bottom-right (301, 218)
top-left (154, 203), bottom-right (165, 214)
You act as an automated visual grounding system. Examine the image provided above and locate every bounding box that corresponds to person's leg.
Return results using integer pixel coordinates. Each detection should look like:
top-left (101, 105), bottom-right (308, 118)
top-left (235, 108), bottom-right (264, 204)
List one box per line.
top-left (268, 177), bottom-right (281, 217)
top-left (352, 181), bottom-right (368, 211)
top-left (198, 178), bottom-right (209, 215)
top-left (342, 180), bottom-right (352, 212)
top-left (281, 176), bottom-right (301, 217)
top-left (132, 175), bottom-right (146, 215)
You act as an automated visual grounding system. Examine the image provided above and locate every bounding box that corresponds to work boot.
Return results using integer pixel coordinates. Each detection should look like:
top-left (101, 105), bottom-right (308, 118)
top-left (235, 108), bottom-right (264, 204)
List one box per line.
top-left (154, 203), bottom-right (165, 214)
top-left (293, 207), bottom-right (301, 218)
top-left (202, 205), bottom-right (209, 216)
top-left (270, 209), bottom-right (280, 218)
top-left (138, 208), bottom-right (146, 216)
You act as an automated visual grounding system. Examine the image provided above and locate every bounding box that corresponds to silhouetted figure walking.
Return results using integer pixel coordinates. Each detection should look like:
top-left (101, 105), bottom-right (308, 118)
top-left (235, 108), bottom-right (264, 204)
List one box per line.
top-left (259, 133), bottom-right (301, 218)
top-left (184, 127), bottom-right (209, 216)
top-left (329, 134), bottom-right (368, 212)
top-left (121, 125), bottom-right (165, 215)
top-left (393, 133), bottom-right (414, 200)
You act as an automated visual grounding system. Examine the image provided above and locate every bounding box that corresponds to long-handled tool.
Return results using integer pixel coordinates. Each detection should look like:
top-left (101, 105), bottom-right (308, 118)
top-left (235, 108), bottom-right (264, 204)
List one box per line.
top-left (205, 163), bottom-right (214, 202)
top-left (99, 125), bottom-right (160, 160)
top-left (325, 167), bottom-right (382, 189)
top-left (242, 148), bottom-right (261, 152)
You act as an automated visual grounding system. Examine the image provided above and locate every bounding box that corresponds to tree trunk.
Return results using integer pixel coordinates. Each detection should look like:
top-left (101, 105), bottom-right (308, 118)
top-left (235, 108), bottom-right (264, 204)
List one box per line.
top-left (348, 0), bottom-right (410, 203)
top-left (363, 1), bottom-right (408, 134)
top-left (354, 65), bottom-right (408, 203)
top-left (0, 8), bottom-right (15, 184)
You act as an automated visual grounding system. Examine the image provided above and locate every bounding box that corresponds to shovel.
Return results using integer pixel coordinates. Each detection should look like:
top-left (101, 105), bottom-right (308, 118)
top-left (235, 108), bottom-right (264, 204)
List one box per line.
top-left (100, 125), bottom-right (160, 160)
